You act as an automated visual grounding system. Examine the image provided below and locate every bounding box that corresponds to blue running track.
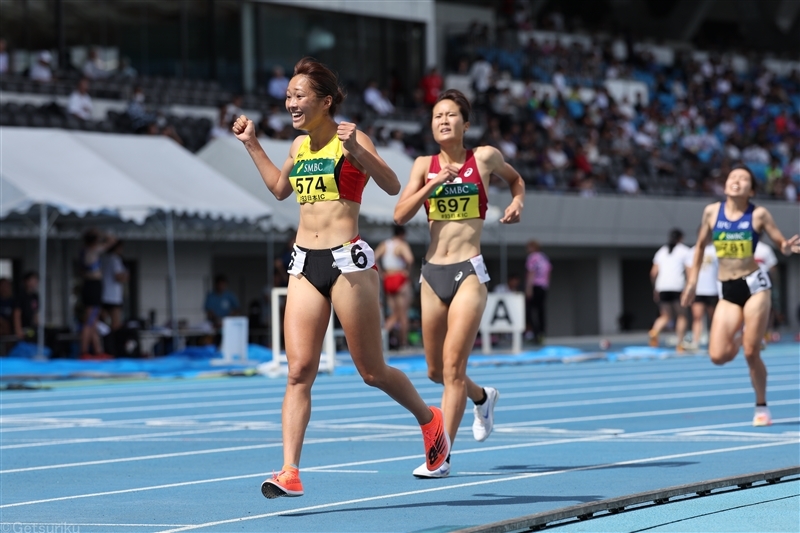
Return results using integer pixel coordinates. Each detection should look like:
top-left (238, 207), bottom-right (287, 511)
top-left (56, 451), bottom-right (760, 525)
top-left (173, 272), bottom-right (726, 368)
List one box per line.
top-left (1, 343), bottom-right (798, 532)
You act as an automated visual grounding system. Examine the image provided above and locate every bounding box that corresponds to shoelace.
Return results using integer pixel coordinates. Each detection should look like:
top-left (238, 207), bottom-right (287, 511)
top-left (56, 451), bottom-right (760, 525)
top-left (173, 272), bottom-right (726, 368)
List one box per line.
top-left (272, 469), bottom-right (298, 483)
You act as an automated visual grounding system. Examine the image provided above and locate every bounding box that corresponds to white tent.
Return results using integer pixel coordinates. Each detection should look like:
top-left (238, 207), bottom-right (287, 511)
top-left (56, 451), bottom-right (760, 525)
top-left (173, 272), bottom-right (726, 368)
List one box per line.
top-left (197, 136), bottom-right (429, 226)
top-left (1, 128), bottom-right (167, 222)
top-left (0, 127), bottom-right (274, 356)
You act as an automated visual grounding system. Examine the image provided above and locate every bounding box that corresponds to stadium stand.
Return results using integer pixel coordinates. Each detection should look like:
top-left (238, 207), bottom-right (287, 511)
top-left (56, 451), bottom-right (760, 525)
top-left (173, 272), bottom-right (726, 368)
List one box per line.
top-left (1, 4), bottom-right (798, 200)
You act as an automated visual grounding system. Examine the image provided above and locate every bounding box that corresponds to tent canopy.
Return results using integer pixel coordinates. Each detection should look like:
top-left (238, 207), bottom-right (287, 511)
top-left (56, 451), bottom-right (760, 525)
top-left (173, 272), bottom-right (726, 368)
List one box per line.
top-left (198, 136), bottom-right (429, 227)
top-left (0, 128), bottom-right (273, 224)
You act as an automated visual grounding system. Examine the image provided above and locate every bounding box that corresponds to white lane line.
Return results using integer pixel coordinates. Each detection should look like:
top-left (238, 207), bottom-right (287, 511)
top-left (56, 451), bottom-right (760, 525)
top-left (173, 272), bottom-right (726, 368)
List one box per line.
top-left (4, 361), bottom-right (796, 410)
top-left (309, 469), bottom-right (379, 473)
top-left (3, 374), bottom-right (796, 422)
top-left (0, 431), bottom-right (419, 474)
top-left (155, 440), bottom-right (800, 533)
top-left (0, 412), bottom-right (798, 494)
top-left (1, 523), bottom-right (190, 528)
top-left (2, 386), bottom-right (797, 445)
top-left (494, 384), bottom-right (799, 413)
top-left (0, 472), bottom-right (269, 509)
top-left (497, 398), bottom-right (800, 428)
top-left (0, 427), bottom-right (269, 450)
top-left (3, 359), bottom-right (796, 411)
top-left (1, 348), bottom-right (795, 402)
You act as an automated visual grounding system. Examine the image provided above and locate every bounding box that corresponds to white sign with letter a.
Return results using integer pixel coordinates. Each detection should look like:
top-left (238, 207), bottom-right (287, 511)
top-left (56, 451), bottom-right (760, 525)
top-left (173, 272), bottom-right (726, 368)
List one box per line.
top-left (479, 292), bottom-right (526, 354)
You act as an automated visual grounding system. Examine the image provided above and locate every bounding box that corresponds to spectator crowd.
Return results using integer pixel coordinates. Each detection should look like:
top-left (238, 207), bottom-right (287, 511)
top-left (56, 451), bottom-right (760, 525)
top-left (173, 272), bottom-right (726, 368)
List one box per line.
top-left (2, 8), bottom-right (799, 202)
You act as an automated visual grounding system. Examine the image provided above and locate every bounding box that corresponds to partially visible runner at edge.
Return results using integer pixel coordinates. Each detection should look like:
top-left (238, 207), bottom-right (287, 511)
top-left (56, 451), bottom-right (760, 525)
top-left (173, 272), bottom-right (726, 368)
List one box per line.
top-left (681, 164), bottom-right (800, 427)
top-left (394, 89), bottom-right (525, 478)
top-left (232, 57), bottom-right (450, 498)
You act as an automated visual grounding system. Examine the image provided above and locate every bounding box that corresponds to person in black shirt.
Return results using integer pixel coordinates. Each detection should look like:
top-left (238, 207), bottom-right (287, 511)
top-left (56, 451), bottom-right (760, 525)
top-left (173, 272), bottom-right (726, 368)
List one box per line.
top-left (0, 278), bottom-right (14, 337)
top-left (13, 271), bottom-right (39, 339)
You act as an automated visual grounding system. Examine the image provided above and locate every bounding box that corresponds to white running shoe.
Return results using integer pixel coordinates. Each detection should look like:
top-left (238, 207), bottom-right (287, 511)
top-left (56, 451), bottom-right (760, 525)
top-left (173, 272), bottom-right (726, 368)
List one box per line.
top-left (472, 387), bottom-right (499, 442)
top-left (753, 407), bottom-right (772, 427)
top-left (413, 459), bottom-right (450, 478)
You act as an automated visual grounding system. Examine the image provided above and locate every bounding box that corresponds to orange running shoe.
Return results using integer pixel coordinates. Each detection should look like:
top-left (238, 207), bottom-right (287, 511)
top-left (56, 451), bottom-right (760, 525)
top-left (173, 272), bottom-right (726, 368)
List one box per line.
top-left (421, 406), bottom-right (450, 471)
top-left (648, 330), bottom-right (659, 347)
top-left (261, 466), bottom-right (304, 498)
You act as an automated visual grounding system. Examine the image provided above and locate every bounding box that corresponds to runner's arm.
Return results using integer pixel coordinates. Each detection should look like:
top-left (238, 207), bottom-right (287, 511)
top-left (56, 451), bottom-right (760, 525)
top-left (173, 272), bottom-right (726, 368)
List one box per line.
top-left (393, 157), bottom-right (457, 225)
top-left (482, 147), bottom-right (524, 224)
top-left (344, 129), bottom-right (400, 195)
top-left (681, 205), bottom-right (714, 306)
top-left (234, 115), bottom-right (295, 200)
top-left (757, 207), bottom-right (800, 256)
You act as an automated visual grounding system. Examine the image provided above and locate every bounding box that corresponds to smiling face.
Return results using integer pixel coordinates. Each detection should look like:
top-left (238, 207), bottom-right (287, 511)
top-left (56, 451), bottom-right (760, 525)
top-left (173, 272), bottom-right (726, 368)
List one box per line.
top-left (725, 168), bottom-right (755, 199)
top-left (431, 98), bottom-right (468, 145)
top-left (285, 75), bottom-right (331, 130)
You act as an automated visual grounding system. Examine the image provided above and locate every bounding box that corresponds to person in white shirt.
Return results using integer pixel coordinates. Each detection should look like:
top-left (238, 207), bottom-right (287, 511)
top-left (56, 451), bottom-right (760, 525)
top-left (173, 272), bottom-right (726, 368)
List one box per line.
top-left (82, 48), bottom-right (109, 79)
top-left (754, 241), bottom-right (779, 340)
top-left (649, 228), bottom-right (691, 350)
top-left (30, 51), bottom-right (53, 82)
top-left (267, 65), bottom-right (289, 101)
top-left (617, 166), bottom-right (640, 194)
top-left (469, 56), bottom-right (493, 95)
top-left (67, 78), bottom-right (93, 121)
top-left (363, 80), bottom-right (395, 116)
top-left (101, 240), bottom-right (128, 332)
top-left (684, 241), bottom-right (718, 349)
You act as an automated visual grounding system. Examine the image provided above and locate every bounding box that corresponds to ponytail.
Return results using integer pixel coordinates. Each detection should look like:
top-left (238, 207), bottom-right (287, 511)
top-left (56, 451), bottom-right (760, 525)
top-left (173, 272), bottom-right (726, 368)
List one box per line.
top-left (667, 228), bottom-right (683, 253)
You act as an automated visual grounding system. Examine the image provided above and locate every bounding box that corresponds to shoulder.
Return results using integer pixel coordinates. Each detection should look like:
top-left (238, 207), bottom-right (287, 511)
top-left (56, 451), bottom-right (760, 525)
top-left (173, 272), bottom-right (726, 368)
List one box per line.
top-left (703, 202), bottom-right (720, 217)
top-left (473, 145), bottom-right (503, 163)
top-left (411, 155), bottom-right (434, 174)
top-left (288, 135), bottom-right (307, 159)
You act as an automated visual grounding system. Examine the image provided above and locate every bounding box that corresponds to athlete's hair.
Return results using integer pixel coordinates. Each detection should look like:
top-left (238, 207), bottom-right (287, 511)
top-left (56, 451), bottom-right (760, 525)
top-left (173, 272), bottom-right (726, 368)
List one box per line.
top-left (435, 89), bottom-right (471, 123)
top-left (392, 224), bottom-right (406, 237)
top-left (729, 163), bottom-right (757, 195)
top-left (83, 228), bottom-right (100, 246)
top-left (293, 57), bottom-right (345, 117)
top-left (667, 228), bottom-right (683, 253)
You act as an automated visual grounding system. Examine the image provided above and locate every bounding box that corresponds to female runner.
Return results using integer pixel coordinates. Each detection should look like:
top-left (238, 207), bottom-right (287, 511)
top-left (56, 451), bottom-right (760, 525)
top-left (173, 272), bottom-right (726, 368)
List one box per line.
top-left (681, 165), bottom-right (800, 426)
top-left (233, 57), bottom-right (449, 498)
top-left (394, 89), bottom-right (525, 477)
top-left (648, 228), bottom-right (690, 351)
top-left (374, 225), bottom-right (415, 349)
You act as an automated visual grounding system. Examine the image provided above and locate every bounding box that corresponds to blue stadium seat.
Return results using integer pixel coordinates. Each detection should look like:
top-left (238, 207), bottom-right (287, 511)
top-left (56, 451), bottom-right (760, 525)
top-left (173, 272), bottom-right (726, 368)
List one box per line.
top-left (746, 162), bottom-right (768, 182)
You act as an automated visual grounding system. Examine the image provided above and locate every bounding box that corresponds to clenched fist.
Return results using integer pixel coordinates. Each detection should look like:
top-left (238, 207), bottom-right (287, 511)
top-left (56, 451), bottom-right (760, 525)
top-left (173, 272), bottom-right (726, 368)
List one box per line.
top-left (232, 115), bottom-right (255, 142)
top-left (337, 121), bottom-right (360, 152)
top-left (431, 164), bottom-right (460, 186)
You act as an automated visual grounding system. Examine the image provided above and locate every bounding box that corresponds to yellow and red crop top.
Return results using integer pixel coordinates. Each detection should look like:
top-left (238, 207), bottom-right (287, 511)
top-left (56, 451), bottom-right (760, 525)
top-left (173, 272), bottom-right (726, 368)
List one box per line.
top-left (288, 134), bottom-right (367, 204)
top-left (424, 150), bottom-right (488, 222)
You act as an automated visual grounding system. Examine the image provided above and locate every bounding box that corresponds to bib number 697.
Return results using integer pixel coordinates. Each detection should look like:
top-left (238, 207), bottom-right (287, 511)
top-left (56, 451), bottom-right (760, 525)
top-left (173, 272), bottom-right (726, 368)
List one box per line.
top-left (351, 244), bottom-right (368, 269)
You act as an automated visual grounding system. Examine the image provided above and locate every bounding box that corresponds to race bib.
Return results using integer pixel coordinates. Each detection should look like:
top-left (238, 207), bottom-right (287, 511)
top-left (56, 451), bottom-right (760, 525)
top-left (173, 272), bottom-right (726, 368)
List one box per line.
top-left (332, 239), bottom-right (375, 273)
top-left (289, 158), bottom-right (340, 203)
top-left (744, 268), bottom-right (771, 294)
top-left (428, 183), bottom-right (480, 221)
top-left (713, 230), bottom-right (753, 259)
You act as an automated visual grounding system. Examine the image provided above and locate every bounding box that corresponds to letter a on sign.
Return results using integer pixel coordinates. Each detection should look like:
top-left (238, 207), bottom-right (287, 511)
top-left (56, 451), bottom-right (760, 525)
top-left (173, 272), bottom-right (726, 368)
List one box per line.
top-left (491, 299), bottom-right (513, 325)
